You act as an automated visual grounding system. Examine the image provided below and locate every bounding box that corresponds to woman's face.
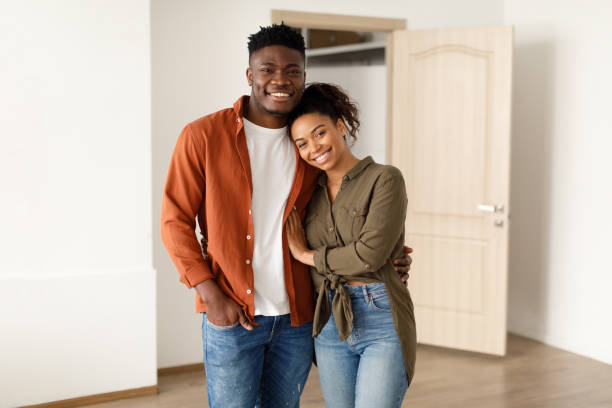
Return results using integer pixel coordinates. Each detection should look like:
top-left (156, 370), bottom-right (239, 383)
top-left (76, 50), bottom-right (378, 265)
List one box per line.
top-left (290, 112), bottom-right (348, 171)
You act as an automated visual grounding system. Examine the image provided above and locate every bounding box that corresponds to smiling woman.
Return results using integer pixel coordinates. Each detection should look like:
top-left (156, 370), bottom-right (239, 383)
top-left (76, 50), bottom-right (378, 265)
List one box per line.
top-left (285, 83), bottom-right (416, 408)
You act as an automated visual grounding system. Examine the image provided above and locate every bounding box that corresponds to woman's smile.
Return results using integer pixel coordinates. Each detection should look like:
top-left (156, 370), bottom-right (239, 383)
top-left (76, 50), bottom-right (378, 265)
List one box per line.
top-left (311, 148), bottom-right (332, 165)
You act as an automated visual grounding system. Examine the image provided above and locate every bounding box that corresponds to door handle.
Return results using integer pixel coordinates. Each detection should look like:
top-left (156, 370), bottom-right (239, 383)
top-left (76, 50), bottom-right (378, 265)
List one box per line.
top-left (477, 204), bottom-right (504, 213)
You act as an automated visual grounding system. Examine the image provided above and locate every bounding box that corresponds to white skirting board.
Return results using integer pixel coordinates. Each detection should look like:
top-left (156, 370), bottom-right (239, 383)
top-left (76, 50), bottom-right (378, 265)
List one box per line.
top-left (0, 267), bottom-right (157, 408)
top-left (508, 317), bottom-right (612, 366)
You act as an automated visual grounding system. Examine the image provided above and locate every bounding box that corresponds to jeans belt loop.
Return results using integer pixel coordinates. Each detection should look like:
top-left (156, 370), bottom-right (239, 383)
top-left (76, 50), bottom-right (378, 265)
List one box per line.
top-left (362, 284), bottom-right (369, 303)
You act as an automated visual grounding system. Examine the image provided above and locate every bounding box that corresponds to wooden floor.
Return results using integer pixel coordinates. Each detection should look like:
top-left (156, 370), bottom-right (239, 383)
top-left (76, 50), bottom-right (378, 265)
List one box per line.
top-left (85, 335), bottom-right (612, 408)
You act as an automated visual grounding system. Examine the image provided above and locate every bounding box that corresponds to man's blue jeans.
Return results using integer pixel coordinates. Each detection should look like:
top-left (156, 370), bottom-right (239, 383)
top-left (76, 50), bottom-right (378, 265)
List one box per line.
top-left (314, 282), bottom-right (409, 408)
top-left (202, 313), bottom-right (313, 408)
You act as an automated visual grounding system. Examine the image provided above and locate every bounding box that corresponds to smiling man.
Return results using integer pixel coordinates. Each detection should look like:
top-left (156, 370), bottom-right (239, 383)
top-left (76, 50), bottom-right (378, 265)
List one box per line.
top-left (161, 24), bottom-right (410, 408)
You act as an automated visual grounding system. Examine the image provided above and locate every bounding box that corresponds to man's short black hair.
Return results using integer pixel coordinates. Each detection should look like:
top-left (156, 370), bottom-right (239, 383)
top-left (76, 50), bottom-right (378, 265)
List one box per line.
top-left (248, 23), bottom-right (306, 59)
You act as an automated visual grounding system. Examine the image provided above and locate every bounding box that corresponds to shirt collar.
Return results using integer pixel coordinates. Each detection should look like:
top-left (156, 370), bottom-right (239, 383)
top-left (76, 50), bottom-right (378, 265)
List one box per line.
top-left (316, 156), bottom-right (374, 187)
top-left (345, 156), bottom-right (374, 180)
top-left (233, 95), bottom-right (249, 119)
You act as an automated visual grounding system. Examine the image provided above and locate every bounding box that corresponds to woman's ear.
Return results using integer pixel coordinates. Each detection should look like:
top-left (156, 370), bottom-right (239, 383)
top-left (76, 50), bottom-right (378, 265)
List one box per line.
top-left (336, 118), bottom-right (347, 136)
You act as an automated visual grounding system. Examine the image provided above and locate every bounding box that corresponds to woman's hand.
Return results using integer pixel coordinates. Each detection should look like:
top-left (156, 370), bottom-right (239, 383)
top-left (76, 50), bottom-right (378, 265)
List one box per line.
top-left (285, 209), bottom-right (315, 266)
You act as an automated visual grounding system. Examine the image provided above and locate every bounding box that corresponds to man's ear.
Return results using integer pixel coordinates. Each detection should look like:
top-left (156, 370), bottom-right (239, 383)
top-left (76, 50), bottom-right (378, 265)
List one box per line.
top-left (246, 67), bottom-right (253, 86)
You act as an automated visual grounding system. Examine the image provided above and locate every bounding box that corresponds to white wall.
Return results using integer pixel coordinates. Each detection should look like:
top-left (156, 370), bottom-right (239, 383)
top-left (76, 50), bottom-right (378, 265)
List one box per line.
top-left (152, 0), bottom-right (504, 368)
top-left (11, 1), bottom-right (610, 404)
top-left (0, 1), bottom-right (156, 406)
top-left (308, 66), bottom-right (387, 164)
top-left (505, 1), bottom-right (612, 365)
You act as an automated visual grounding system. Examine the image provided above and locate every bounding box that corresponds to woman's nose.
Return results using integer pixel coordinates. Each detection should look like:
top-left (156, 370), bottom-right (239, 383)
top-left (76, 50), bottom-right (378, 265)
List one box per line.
top-left (311, 140), bottom-right (322, 153)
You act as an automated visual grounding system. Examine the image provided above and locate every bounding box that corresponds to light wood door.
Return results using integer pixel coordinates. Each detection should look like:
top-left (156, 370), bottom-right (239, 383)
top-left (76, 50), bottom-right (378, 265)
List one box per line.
top-left (390, 27), bottom-right (513, 355)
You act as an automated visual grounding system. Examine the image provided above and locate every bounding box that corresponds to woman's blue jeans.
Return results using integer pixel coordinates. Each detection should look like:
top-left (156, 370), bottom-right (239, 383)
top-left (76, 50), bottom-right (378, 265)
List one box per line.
top-left (314, 282), bottom-right (409, 408)
top-left (202, 313), bottom-right (313, 408)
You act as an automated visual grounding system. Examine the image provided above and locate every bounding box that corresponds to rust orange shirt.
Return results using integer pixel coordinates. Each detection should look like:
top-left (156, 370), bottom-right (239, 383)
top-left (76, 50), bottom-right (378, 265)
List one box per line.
top-left (161, 96), bottom-right (319, 326)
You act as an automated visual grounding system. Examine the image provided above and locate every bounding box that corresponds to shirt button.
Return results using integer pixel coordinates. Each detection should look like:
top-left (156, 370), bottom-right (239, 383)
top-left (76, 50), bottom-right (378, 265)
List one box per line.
top-left (246, 259), bottom-right (251, 265)
top-left (365, 264), bottom-right (370, 269)
top-left (351, 210), bottom-right (357, 216)
top-left (246, 235), bottom-right (251, 240)
top-left (237, 118), bottom-right (241, 123)
top-left (329, 226), bottom-right (334, 232)
top-left (246, 289), bottom-right (252, 294)
top-left (249, 209), bottom-right (252, 215)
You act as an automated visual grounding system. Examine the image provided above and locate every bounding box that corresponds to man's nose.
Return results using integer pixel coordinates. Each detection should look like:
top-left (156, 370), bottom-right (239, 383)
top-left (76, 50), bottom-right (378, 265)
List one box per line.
top-left (271, 70), bottom-right (289, 84)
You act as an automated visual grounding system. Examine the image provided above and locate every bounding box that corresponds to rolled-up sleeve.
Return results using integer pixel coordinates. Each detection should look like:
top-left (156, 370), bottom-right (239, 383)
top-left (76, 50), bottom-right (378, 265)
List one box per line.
top-left (161, 124), bottom-right (214, 288)
top-left (314, 168), bottom-right (407, 277)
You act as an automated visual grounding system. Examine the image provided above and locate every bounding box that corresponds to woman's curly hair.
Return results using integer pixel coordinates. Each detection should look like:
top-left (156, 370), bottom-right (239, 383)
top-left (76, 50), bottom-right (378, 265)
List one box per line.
top-left (287, 82), bottom-right (360, 143)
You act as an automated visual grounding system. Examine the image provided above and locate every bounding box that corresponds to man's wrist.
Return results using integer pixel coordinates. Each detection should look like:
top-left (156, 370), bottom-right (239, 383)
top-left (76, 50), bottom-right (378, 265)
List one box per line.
top-left (195, 279), bottom-right (226, 304)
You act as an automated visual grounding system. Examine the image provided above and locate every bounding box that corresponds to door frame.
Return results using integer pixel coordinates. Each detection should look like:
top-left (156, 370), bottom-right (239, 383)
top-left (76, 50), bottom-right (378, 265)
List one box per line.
top-left (270, 9), bottom-right (406, 163)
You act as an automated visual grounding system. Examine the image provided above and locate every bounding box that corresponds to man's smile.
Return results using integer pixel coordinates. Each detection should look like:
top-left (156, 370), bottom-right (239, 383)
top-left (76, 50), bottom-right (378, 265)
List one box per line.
top-left (265, 90), bottom-right (293, 100)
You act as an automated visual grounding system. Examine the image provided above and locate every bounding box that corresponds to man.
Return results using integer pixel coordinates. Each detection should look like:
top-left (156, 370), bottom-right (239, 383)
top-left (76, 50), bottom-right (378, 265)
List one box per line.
top-left (161, 23), bottom-right (411, 408)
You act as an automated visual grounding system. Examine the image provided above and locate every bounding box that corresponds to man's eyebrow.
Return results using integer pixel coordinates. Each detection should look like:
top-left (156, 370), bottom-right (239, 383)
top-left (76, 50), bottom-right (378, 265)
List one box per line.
top-left (258, 62), bottom-right (302, 69)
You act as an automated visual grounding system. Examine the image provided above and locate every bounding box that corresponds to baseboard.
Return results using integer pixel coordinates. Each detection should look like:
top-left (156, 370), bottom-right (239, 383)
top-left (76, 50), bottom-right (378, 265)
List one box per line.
top-left (508, 323), bottom-right (612, 366)
top-left (158, 363), bottom-right (205, 376)
top-left (16, 364), bottom-right (203, 407)
top-left (2, 268), bottom-right (157, 407)
top-left (20, 385), bottom-right (158, 408)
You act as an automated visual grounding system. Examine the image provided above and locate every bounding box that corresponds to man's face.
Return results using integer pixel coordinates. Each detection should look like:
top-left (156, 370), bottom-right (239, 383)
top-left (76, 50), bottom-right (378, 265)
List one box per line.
top-left (246, 45), bottom-right (306, 118)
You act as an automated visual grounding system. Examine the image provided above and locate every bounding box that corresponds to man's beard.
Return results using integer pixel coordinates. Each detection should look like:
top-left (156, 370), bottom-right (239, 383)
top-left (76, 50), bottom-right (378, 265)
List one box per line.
top-left (263, 106), bottom-right (290, 117)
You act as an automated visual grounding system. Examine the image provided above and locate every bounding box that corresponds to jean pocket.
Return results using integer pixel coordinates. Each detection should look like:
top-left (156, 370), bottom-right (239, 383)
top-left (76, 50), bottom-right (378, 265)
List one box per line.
top-left (206, 319), bottom-right (241, 331)
top-left (369, 290), bottom-right (392, 313)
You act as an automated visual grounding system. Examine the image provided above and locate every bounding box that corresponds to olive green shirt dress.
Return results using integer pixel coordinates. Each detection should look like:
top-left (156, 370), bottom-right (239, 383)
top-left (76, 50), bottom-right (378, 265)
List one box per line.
top-left (305, 156), bottom-right (416, 382)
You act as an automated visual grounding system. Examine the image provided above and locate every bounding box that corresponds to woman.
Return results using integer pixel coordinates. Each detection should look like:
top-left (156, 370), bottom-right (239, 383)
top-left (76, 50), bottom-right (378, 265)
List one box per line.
top-left (285, 83), bottom-right (416, 408)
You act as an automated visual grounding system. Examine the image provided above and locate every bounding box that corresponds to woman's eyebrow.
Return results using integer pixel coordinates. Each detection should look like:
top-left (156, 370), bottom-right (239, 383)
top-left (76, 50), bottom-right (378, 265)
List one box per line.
top-left (310, 124), bottom-right (325, 134)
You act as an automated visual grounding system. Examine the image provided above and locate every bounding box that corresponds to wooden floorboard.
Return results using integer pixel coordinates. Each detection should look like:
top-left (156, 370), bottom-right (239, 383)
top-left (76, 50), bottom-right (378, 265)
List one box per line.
top-left (82, 334), bottom-right (612, 408)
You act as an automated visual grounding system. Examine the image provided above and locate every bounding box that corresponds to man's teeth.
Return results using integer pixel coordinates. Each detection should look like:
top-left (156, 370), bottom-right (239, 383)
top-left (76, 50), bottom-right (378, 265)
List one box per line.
top-left (270, 92), bottom-right (289, 97)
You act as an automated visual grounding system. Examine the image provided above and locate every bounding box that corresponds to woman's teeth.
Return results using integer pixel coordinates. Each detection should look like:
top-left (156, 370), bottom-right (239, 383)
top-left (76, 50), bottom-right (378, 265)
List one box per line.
top-left (314, 151), bottom-right (330, 163)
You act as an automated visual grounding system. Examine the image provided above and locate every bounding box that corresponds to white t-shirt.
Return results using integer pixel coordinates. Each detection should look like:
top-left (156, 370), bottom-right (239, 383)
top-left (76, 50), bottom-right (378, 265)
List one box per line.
top-left (243, 117), bottom-right (296, 316)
